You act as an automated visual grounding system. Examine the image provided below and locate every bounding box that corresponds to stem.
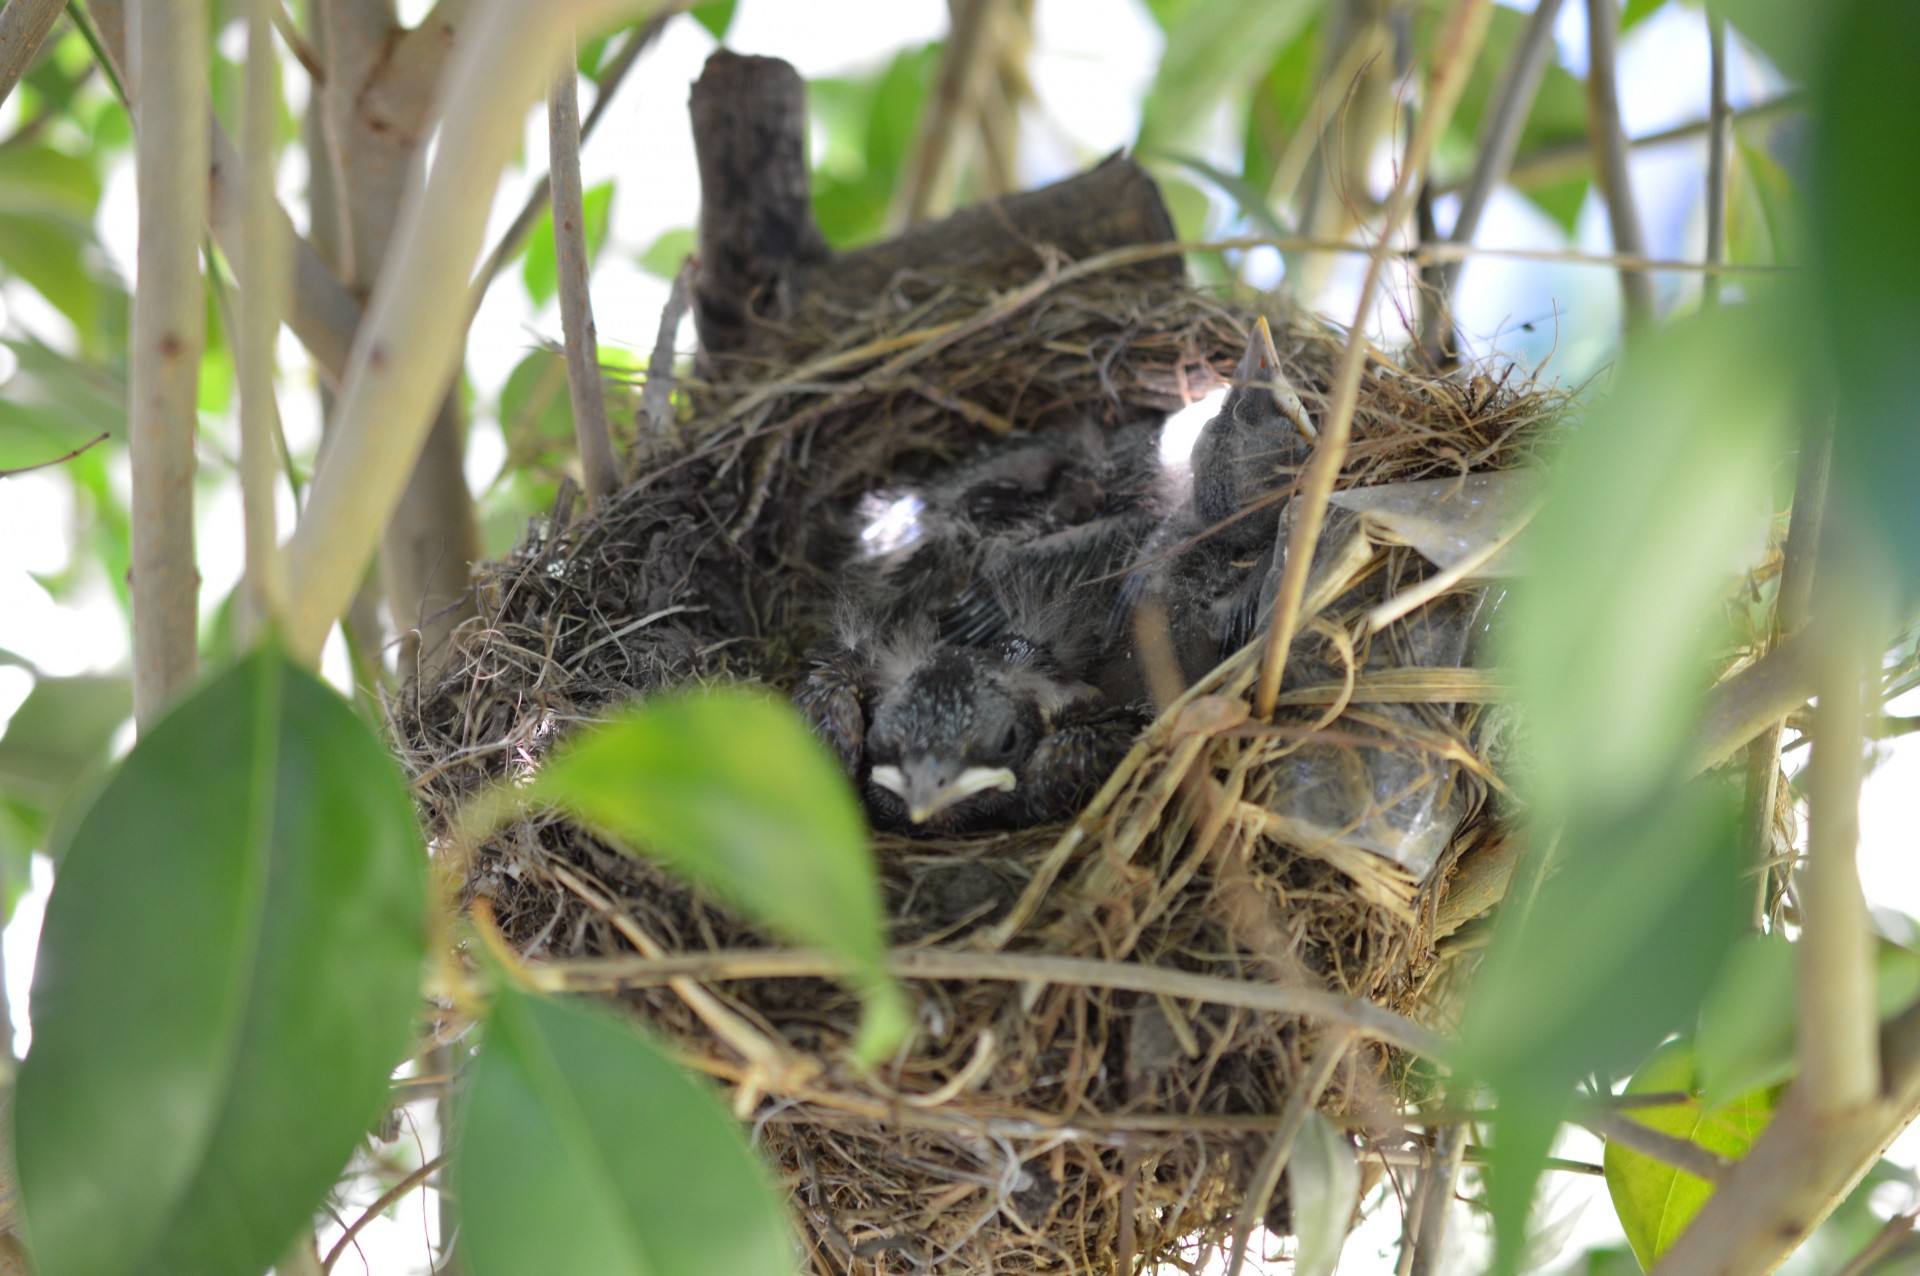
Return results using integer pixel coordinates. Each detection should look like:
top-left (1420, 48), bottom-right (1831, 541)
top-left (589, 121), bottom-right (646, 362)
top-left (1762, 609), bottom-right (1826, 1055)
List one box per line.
top-left (283, 0), bottom-right (668, 665)
top-left (890, 0), bottom-right (1000, 229)
top-left (1253, 0), bottom-right (1493, 720)
top-left (1407, 1124), bottom-right (1467, 1276)
top-left (1582, 0), bottom-right (1655, 327)
top-left (1799, 615), bottom-right (1878, 1115)
top-left (467, 13), bottom-right (668, 307)
top-left (1226, 1030), bottom-right (1355, 1276)
top-left (1425, 0), bottom-right (1566, 350)
top-left (128, 0), bottom-right (209, 726)
top-left (0, 0), bottom-right (64, 109)
top-left (548, 38), bottom-right (618, 507)
top-left (239, 0), bottom-right (289, 634)
top-left (1703, 12), bottom-right (1730, 309)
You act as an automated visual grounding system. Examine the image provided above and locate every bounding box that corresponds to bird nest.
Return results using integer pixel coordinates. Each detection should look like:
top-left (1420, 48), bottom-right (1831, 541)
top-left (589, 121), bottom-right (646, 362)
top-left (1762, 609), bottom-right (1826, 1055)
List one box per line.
top-left (390, 256), bottom-right (1561, 1273)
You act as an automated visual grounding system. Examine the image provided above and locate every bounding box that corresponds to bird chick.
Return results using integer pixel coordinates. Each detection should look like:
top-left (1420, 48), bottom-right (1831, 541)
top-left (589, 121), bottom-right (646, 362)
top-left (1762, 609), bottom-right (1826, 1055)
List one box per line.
top-left (797, 629), bottom-right (1136, 833)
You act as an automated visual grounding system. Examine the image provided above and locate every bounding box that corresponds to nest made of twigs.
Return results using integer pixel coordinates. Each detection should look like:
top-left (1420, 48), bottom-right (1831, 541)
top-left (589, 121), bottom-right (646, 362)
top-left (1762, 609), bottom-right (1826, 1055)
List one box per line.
top-left (389, 255), bottom-right (1563, 1274)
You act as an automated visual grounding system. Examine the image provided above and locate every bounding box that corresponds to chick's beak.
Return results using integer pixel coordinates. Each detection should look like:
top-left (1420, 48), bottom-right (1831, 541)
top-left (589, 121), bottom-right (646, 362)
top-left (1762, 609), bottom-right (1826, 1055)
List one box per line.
top-left (1230, 314), bottom-right (1314, 439)
top-left (870, 757), bottom-right (1017, 824)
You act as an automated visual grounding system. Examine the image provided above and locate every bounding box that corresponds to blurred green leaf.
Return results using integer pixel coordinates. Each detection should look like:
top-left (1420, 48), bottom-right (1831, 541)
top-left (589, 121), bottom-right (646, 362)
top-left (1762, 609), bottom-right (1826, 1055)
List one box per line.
top-left (1445, 9), bottom-right (1591, 191)
top-left (1288, 1110), bottom-right (1359, 1276)
top-left (1465, 781), bottom-right (1747, 1276)
top-left (1146, 150), bottom-right (1291, 238)
top-left (1700, 935), bottom-right (1920, 1111)
top-left (1139, 0), bottom-right (1318, 151)
top-left (524, 182), bottom-right (616, 307)
top-left (1604, 1039), bottom-right (1775, 1269)
top-left (0, 212), bottom-right (101, 338)
top-left (1240, 12), bottom-right (1321, 197)
top-left (1697, 931), bottom-right (1795, 1109)
top-left (1622, 0), bottom-right (1667, 31)
top-left (0, 671), bottom-right (128, 811)
top-left (639, 227), bottom-right (695, 279)
top-left (1809, 0), bottom-right (1920, 604)
top-left (1527, 176), bottom-right (1590, 235)
top-left (1709, 0), bottom-right (1832, 81)
top-left (498, 346), bottom-right (574, 470)
top-left (531, 688), bottom-right (908, 1062)
top-left (810, 45), bottom-right (938, 248)
top-left (1141, 0), bottom-right (1203, 28)
top-left (0, 145), bottom-right (102, 218)
top-left (689, 0), bottom-right (738, 40)
top-left (1504, 302), bottom-right (1796, 817)
top-left (15, 646), bottom-right (428, 1276)
top-left (458, 985), bottom-right (794, 1276)
top-left (0, 337), bottom-right (126, 463)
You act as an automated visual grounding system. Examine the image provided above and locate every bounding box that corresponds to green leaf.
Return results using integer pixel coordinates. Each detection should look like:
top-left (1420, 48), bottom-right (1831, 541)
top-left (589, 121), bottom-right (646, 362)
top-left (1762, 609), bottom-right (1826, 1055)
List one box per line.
top-left (1139, 0), bottom-right (1318, 151)
top-left (1696, 931), bottom-right (1795, 1110)
top-left (1504, 302), bottom-right (1796, 817)
top-left (639, 227), bottom-right (695, 279)
top-left (497, 347), bottom-right (574, 467)
top-left (0, 145), bottom-right (103, 219)
top-left (1464, 782), bottom-right (1747, 1276)
top-left (1709, 0), bottom-right (1833, 81)
top-left (0, 671), bottom-right (128, 811)
top-left (1524, 176), bottom-right (1590, 236)
top-left (1604, 1039), bottom-right (1776, 1269)
top-left (0, 212), bottom-right (101, 337)
top-left (523, 182), bottom-right (617, 306)
top-left (1445, 9), bottom-right (1592, 192)
top-left (689, 0), bottom-right (738, 40)
top-left (1699, 936), bottom-right (1920, 1110)
top-left (457, 985), bottom-right (795, 1276)
top-left (16, 646), bottom-right (429, 1276)
top-left (1809, 0), bottom-right (1920, 604)
top-left (1621, 0), bottom-right (1666, 31)
top-left (530, 688), bottom-right (908, 1062)
top-left (1288, 1110), bottom-right (1359, 1276)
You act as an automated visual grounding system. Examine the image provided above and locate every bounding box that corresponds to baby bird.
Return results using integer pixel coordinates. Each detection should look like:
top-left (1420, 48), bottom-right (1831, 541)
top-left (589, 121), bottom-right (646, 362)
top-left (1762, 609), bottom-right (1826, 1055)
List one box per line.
top-left (796, 628), bottom-right (1136, 833)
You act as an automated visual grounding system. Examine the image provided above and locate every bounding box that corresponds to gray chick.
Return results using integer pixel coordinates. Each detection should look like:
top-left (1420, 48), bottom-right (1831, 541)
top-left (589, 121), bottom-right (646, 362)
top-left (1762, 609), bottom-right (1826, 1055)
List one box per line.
top-left (796, 626), bottom-right (1137, 833)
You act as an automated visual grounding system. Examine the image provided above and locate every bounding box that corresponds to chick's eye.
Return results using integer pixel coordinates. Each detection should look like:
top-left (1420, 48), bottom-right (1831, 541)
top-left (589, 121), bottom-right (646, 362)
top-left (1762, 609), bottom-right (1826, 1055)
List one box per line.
top-left (998, 724), bottom-right (1020, 756)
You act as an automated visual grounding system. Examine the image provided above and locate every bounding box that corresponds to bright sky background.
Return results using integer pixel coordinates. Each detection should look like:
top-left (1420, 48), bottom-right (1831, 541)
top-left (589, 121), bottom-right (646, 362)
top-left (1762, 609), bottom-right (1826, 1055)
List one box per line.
top-left (0, 1), bottom-right (1909, 1272)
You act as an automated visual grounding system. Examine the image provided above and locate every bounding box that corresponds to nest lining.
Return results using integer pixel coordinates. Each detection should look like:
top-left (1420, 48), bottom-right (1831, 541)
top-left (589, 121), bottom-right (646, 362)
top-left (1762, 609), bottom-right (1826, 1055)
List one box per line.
top-left (391, 259), bottom-right (1562, 1274)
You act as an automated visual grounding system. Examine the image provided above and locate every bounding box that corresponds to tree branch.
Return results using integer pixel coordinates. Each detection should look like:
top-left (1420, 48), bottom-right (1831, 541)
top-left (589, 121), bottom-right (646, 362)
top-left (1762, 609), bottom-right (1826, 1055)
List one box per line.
top-left (128, 0), bottom-right (209, 726)
top-left (548, 38), bottom-right (618, 507)
top-left (0, 0), bottom-right (64, 110)
top-left (238, 0), bottom-right (290, 633)
top-left (283, 0), bottom-right (671, 665)
top-left (1582, 0), bottom-right (1655, 327)
top-left (1702, 12), bottom-right (1730, 308)
top-left (890, 0), bottom-right (1001, 229)
top-left (87, 0), bottom-right (364, 382)
top-left (1423, 0), bottom-right (1566, 353)
top-left (1800, 618), bottom-right (1879, 1114)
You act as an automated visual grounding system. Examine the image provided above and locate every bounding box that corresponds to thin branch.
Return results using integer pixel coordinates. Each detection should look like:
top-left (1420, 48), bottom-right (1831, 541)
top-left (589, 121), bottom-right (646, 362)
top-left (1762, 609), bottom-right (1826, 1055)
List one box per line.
top-left (319, 1154), bottom-right (449, 1273)
top-left (1437, 93), bottom-right (1803, 198)
top-left (270, 1), bottom-right (324, 84)
top-left (1799, 615), bottom-right (1879, 1114)
top-left (1744, 412), bottom-right (1832, 923)
top-left (1429, 0), bottom-right (1567, 333)
top-left (0, 430), bottom-right (108, 478)
top-left (0, 0), bottom-right (63, 110)
top-left (890, 0), bottom-right (1001, 229)
top-left (1407, 1123), bottom-right (1467, 1276)
top-left (284, 0), bottom-right (672, 665)
top-left (238, 0), bottom-right (290, 634)
top-left (548, 39), bottom-right (618, 507)
top-left (1227, 1030), bottom-right (1355, 1276)
top-left (1582, 1111), bottom-right (1729, 1185)
top-left (128, 0), bottom-right (209, 726)
top-left (1702, 12), bottom-right (1730, 308)
top-left (467, 12), bottom-right (669, 308)
top-left (1582, 0), bottom-right (1655, 326)
top-left (1832, 1207), bottom-right (1920, 1276)
top-left (541, 947), bottom-right (1454, 1060)
top-left (1253, 0), bottom-right (1493, 720)
top-left (85, 0), bottom-right (364, 383)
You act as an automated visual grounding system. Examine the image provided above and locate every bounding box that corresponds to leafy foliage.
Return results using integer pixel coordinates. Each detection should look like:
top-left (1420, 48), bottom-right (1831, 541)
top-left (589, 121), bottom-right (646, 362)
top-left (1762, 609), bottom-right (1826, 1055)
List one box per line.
top-left (15, 647), bottom-right (427, 1276)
